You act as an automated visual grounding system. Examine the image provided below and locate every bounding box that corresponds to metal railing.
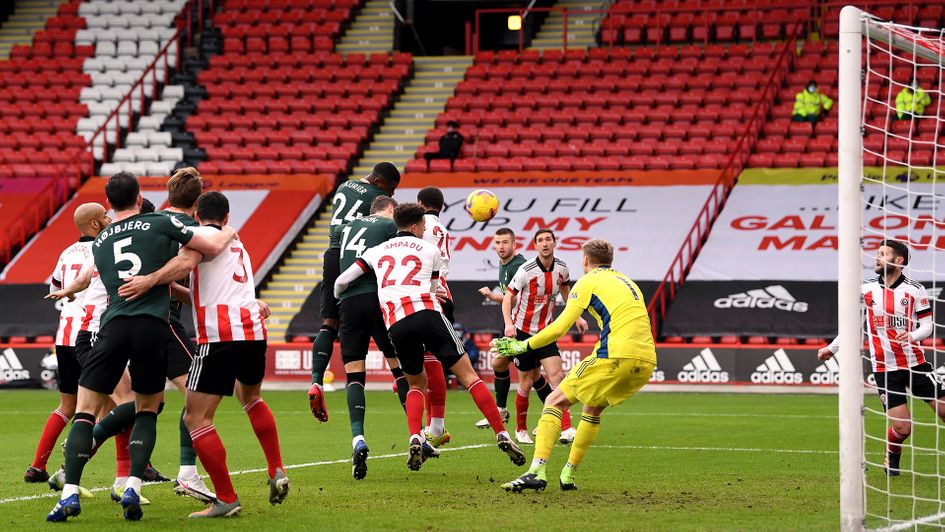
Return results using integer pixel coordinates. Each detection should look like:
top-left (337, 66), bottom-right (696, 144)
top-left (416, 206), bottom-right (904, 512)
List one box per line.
top-left (469, 7), bottom-right (615, 54)
top-left (645, 24), bottom-right (801, 338)
top-left (81, 0), bottom-right (207, 176)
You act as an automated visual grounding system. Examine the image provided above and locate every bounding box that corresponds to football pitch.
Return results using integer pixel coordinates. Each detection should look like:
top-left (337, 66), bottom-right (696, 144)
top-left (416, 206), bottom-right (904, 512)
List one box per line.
top-left (0, 389), bottom-right (937, 530)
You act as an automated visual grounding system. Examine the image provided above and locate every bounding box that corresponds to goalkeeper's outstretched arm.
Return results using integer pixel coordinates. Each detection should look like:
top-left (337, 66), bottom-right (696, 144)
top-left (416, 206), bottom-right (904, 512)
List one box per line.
top-left (526, 303), bottom-right (585, 350)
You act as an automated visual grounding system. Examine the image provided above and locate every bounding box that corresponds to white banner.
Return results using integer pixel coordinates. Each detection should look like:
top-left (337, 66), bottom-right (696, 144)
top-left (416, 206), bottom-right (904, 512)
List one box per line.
top-left (689, 183), bottom-right (945, 281)
top-left (392, 185), bottom-right (714, 281)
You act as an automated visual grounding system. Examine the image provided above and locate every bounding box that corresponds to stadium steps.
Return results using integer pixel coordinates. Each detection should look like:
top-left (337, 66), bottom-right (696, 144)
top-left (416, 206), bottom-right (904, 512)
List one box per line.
top-left (350, 55), bottom-right (473, 176)
top-left (335, 0), bottom-right (394, 54)
top-left (530, 0), bottom-right (609, 49)
top-left (0, 0), bottom-right (62, 60)
top-left (259, 206), bottom-right (332, 340)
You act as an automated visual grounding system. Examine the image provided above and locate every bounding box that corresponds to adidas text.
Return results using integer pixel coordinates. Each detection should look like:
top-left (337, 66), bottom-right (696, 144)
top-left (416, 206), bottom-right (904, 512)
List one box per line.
top-left (714, 285), bottom-right (808, 313)
top-left (750, 349), bottom-right (803, 384)
top-left (677, 349), bottom-right (729, 383)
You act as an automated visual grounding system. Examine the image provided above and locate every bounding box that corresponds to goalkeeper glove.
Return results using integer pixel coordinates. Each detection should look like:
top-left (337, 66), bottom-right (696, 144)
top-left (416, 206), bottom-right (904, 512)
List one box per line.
top-left (490, 337), bottom-right (529, 357)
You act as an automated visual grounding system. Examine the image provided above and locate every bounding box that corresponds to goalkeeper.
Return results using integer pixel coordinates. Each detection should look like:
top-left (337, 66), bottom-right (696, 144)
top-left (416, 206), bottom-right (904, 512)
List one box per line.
top-left (492, 239), bottom-right (656, 492)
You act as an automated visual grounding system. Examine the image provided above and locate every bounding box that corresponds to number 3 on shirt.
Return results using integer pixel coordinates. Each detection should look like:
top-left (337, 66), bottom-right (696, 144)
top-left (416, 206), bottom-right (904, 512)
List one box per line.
top-left (378, 255), bottom-right (422, 287)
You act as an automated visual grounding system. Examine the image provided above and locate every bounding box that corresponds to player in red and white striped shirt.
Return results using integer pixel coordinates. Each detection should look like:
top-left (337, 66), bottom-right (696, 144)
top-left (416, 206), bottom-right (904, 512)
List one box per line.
top-left (819, 240), bottom-right (945, 476)
top-left (418, 186), bottom-right (452, 448)
top-left (25, 203), bottom-right (110, 483)
top-left (502, 229), bottom-right (587, 445)
top-left (120, 192), bottom-right (287, 516)
top-left (335, 203), bottom-right (525, 471)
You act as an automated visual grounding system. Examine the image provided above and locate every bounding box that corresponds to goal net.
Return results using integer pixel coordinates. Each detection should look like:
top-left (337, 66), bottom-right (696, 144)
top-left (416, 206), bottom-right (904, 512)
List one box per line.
top-left (838, 6), bottom-right (945, 531)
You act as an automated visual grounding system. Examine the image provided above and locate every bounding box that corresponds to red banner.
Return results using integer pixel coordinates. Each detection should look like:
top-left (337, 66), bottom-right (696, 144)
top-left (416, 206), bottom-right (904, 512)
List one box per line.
top-left (1, 174), bottom-right (332, 284)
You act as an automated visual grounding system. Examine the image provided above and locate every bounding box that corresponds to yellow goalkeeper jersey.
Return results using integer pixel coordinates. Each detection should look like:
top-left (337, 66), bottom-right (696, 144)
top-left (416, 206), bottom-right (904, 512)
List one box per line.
top-left (528, 266), bottom-right (656, 363)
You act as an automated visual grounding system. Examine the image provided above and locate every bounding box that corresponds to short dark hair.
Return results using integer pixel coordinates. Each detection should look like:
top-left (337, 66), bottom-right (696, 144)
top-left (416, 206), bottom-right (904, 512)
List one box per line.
top-left (371, 162), bottom-right (401, 187)
top-left (105, 171), bottom-right (140, 211)
top-left (167, 167), bottom-right (202, 209)
top-left (393, 203), bottom-right (424, 230)
top-left (447, 120), bottom-right (459, 128)
top-left (196, 191), bottom-right (230, 223)
top-left (533, 228), bottom-right (556, 243)
top-left (370, 195), bottom-right (397, 214)
top-left (495, 227), bottom-right (515, 239)
top-left (140, 198), bottom-right (156, 214)
top-left (417, 186), bottom-right (444, 212)
top-left (882, 239), bottom-right (910, 266)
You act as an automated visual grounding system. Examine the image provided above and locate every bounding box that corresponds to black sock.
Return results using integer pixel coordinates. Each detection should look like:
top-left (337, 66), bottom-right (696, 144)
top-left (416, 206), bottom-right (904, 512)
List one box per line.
top-left (92, 401), bottom-right (135, 443)
top-left (390, 367), bottom-right (409, 410)
top-left (534, 376), bottom-right (552, 403)
top-left (129, 411), bottom-right (158, 479)
top-left (311, 325), bottom-right (337, 385)
top-left (346, 372), bottom-right (367, 438)
top-left (64, 412), bottom-right (96, 485)
top-left (494, 370), bottom-right (511, 408)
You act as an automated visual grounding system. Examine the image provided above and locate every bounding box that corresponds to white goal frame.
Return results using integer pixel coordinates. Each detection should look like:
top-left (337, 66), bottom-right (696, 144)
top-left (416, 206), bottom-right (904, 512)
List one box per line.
top-left (839, 6), bottom-right (945, 531)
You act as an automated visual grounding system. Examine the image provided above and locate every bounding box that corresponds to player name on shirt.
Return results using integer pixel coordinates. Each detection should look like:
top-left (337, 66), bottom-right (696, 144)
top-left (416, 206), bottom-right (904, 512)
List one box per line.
top-left (190, 225), bottom-right (266, 344)
top-left (329, 180), bottom-right (388, 248)
top-left (356, 235), bottom-right (445, 327)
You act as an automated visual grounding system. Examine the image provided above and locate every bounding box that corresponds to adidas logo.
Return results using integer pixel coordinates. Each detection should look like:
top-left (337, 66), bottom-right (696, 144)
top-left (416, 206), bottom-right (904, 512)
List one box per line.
top-left (714, 285), bottom-right (808, 313)
top-left (751, 348), bottom-right (803, 384)
top-left (0, 348), bottom-right (29, 382)
top-left (810, 357), bottom-right (840, 385)
top-left (677, 348), bottom-right (729, 383)
top-left (648, 366), bottom-right (665, 383)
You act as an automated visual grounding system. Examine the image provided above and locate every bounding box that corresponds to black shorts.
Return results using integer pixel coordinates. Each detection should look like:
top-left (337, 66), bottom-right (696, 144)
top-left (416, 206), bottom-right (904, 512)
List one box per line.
top-left (55, 345), bottom-right (80, 395)
top-left (511, 329), bottom-right (560, 372)
top-left (339, 292), bottom-right (396, 364)
top-left (440, 297), bottom-right (455, 323)
top-left (186, 340), bottom-right (268, 396)
top-left (167, 318), bottom-right (197, 380)
top-left (79, 316), bottom-right (169, 396)
top-left (74, 330), bottom-right (95, 365)
top-left (388, 310), bottom-right (465, 376)
top-left (319, 247), bottom-right (341, 321)
top-left (874, 362), bottom-right (945, 410)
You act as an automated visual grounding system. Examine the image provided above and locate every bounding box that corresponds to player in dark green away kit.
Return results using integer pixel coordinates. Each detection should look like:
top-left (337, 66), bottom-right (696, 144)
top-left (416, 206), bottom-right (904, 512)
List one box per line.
top-left (335, 195), bottom-right (416, 479)
top-left (46, 172), bottom-right (236, 523)
top-left (308, 162), bottom-right (400, 423)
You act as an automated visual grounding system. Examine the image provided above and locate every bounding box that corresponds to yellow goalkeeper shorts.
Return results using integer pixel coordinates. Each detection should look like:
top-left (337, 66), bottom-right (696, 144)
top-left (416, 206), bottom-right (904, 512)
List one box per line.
top-left (559, 356), bottom-right (654, 408)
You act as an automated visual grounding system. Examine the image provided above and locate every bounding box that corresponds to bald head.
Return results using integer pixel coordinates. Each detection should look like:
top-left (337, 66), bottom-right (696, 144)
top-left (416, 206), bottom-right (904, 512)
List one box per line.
top-left (74, 203), bottom-right (109, 238)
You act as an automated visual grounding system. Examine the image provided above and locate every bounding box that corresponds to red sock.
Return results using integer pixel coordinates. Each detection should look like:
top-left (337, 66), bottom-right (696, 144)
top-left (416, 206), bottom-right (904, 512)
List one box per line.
top-left (406, 389), bottom-right (425, 437)
top-left (244, 398), bottom-right (283, 479)
top-left (32, 409), bottom-right (69, 469)
top-left (561, 409), bottom-right (572, 431)
top-left (190, 425), bottom-right (237, 504)
top-left (515, 390), bottom-right (529, 431)
top-left (115, 428), bottom-right (130, 478)
top-left (888, 426), bottom-right (908, 454)
top-left (424, 354), bottom-right (446, 426)
top-left (469, 379), bottom-right (505, 434)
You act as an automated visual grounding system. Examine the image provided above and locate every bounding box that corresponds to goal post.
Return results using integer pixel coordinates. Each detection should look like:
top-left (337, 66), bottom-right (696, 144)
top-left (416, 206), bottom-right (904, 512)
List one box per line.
top-left (839, 6), bottom-right (945, 531)
top-left (837, 5), bottom-right (865, 532)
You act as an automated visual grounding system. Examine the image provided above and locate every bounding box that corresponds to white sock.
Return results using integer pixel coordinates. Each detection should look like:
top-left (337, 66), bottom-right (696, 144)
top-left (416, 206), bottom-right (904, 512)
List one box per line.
top-left (498, 430), bottom-right (510, 440)
top-left (531, 457), bottom-right (547, 468)
top-left (113, 476), bottom-right (128, 488)
top-left (429, 417), bottom-right (445, 437)
top-left (352, 435), bottom-right (365, 449)
top-left (62, 484), bottom-right (79, 498)
top-left (178, 465), bottom-right (197, 479)
top-left (125, 476), bottom-right (142, 494)
top-left (410, 433), bottom-right (423, 444)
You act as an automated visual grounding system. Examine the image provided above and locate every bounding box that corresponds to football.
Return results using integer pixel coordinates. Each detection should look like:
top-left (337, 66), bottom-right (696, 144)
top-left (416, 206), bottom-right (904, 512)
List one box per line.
top-left (465, 189), bottom-right (500, 222)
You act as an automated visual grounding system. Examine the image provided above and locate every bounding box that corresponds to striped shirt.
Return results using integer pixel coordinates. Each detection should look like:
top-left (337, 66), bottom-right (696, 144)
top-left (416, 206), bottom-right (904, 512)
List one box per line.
top-left (422, 212), bottom-right (452, 300)
top-left (861, 275), bottom-right (932, 372)
top-left (51, 238), bottom-right (94, 346)
top-left (189, 226), bottom-right (267, 344)
top-left (356, 234), bottom-right (445, 328)
top-left (507, 256), bottom-right (570, 335)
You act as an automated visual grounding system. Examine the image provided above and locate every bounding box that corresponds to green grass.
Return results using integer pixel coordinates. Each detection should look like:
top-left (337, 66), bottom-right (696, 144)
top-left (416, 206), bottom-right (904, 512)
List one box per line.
top-left (0, 389), bottom-right (939, 530)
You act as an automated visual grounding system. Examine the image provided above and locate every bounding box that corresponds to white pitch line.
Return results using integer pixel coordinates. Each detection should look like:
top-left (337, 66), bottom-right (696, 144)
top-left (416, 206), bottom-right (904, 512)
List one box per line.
top-left (596, 444), bottom-right (838, 455)
top-left (0, 443), bottom-right (491, 505)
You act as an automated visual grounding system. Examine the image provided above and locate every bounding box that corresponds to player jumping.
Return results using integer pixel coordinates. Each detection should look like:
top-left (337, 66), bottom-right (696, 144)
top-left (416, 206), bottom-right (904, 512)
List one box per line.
top-left (309, 162), bottom-right (401, 422)
top-left (494, 239), bottom-right (656, 492)
top-left (818, 239), bottom-right (945, 476)
top-left (334, 203), bottom-right (526, 471)
top-left (502, 229), bottom-right (586, 444)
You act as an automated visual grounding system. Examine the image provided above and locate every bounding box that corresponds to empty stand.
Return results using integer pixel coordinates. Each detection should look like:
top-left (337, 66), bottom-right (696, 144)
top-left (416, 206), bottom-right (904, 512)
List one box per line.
top-left (408, 44), bottom-right (784, 172)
